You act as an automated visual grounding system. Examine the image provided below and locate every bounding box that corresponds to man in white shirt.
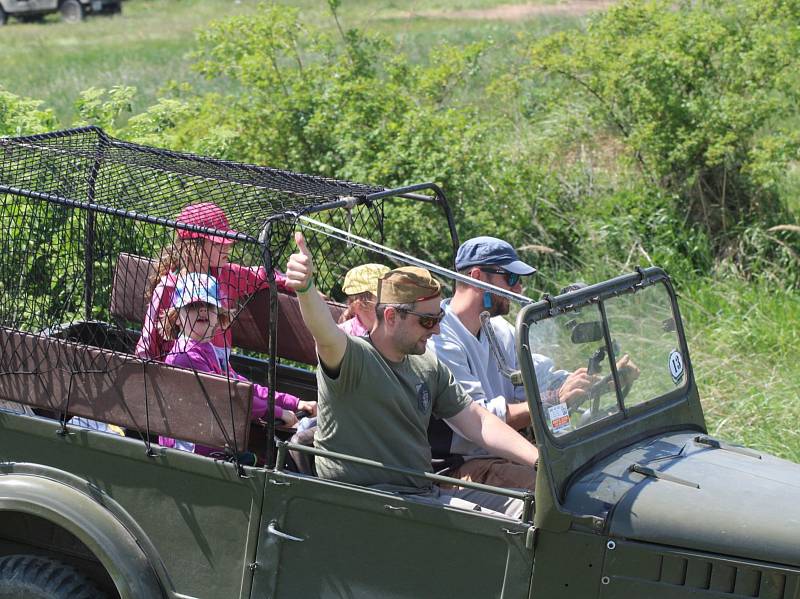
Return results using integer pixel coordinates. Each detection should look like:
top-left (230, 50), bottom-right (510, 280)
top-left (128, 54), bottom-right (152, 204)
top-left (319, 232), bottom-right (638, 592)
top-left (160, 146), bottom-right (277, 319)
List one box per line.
top-left (428, 237), bottom-right (597, 489)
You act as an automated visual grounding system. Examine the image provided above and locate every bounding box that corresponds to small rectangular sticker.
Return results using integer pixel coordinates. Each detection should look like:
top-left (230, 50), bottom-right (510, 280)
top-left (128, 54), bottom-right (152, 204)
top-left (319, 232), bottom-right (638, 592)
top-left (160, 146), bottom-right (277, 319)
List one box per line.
top-left (548, 403), bottom-right (571, 433)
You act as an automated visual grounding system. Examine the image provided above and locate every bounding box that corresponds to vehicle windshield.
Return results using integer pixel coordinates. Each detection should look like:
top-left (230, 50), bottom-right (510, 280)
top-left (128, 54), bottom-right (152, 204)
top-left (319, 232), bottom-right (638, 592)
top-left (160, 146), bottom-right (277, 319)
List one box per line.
top-left (527, 281), bottom-right (687, 437)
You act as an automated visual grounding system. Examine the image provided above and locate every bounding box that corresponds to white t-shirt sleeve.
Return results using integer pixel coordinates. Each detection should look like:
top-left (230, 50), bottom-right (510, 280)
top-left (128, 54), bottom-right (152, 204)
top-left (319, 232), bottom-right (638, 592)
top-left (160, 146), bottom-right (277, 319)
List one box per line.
top-left (428, 334), bottom-right (509, 422)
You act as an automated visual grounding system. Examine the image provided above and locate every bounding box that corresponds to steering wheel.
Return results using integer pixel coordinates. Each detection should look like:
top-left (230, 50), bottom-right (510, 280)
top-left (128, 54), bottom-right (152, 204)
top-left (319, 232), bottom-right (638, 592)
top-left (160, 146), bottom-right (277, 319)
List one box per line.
top-left (583, 341), bottom-right (634, 419)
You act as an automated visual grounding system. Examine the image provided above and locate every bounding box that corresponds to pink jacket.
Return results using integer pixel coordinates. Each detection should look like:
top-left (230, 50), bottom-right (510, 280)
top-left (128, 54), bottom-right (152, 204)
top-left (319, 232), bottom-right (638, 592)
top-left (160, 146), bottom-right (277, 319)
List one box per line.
top-left (160, 337), bottom-right (300, 454)
top-left (135, 264), bottom-right (291, 361)
top-left (338, 316), bottom-right (369, 337)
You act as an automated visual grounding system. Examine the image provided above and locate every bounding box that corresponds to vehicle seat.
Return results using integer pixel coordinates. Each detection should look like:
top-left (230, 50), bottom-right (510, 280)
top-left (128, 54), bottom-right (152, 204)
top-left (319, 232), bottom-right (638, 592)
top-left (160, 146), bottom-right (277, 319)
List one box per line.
top-left (287, 423), bottom-right (317, 476)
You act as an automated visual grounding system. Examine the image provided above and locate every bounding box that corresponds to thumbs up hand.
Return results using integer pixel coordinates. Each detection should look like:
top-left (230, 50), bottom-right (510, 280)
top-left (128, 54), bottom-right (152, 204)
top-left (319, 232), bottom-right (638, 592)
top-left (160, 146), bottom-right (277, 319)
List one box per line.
top-left (286, 231), bottom-right (315, 293)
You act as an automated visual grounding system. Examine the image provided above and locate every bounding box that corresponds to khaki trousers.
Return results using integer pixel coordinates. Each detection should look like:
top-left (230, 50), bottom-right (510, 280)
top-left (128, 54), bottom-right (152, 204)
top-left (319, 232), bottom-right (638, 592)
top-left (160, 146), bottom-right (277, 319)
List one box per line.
top-left (447, 457), bottom-right (536, 490)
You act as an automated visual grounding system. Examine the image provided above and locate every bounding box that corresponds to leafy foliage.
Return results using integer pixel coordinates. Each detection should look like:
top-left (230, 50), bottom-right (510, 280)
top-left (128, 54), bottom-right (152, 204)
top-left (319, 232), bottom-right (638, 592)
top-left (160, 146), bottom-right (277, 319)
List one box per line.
top-left (529, 0), bottom-right (800, 256)
top-left (130, 3), bottom-right (579, 267)
top-left (74, 86), bottom-right (136, 133)
top-left (0, 89), bottom-right (57, 136)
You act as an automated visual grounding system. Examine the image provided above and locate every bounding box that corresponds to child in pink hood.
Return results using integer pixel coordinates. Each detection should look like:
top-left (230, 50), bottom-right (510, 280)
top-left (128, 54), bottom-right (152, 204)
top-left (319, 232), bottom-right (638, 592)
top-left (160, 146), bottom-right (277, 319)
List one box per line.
top-left (159, 272), bottom-right (315, 455)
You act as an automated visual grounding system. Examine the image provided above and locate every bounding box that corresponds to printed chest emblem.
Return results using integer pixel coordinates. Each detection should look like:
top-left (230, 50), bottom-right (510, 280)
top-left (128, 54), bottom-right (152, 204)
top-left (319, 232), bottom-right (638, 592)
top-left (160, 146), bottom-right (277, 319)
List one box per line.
top-left (415, 382), bottom-right (432, 413)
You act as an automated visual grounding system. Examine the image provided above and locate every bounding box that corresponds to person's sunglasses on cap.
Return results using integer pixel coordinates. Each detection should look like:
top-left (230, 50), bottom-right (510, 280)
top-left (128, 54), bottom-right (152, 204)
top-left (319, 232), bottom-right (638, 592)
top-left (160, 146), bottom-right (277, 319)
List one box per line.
top-left (395, 307), bottom-right (446, 330)
top-left (479, 268), bottom-right (521, 287)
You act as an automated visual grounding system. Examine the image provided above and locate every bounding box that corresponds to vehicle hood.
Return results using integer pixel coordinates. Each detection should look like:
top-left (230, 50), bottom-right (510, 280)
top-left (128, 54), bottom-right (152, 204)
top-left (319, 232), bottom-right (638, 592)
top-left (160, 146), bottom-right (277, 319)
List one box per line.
top-left (563, 431), bottom-right (800, 567)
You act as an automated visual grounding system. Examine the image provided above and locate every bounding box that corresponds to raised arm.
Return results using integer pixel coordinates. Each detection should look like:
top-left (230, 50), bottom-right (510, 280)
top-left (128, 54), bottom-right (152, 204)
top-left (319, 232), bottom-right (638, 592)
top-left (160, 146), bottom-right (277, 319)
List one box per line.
top-left (445, 401), bottom-right (539, 467)
top-left (284, 231), bottom-right (348, 372)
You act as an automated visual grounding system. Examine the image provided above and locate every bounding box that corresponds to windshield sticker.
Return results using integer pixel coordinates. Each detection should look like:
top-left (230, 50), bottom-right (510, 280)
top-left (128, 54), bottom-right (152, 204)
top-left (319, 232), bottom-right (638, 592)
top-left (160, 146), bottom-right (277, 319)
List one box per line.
top-left (548, 403), bottom-right (572, 434)
top-left (669, 349), bottom-right (685, 385)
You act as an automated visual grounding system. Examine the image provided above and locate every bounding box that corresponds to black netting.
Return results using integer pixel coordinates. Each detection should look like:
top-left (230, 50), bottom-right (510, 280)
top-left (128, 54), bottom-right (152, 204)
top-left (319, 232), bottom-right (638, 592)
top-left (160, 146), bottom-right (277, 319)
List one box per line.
top-left (0, 127), bottom-right (450, 462)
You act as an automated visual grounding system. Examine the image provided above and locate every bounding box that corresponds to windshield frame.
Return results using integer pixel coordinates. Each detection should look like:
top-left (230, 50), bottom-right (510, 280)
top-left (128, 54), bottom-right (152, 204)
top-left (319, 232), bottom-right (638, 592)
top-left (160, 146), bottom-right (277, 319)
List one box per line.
top-left (517, 267), bottom-right (706, 513)
top-left (533, 281), bottom-right (691, 446)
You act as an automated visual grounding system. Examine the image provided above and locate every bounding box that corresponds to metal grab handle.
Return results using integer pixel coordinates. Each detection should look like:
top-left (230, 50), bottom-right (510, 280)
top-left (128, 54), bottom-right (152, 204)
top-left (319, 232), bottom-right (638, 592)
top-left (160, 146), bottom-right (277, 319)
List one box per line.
top-left (267, 521), bottom-right (304, 542)
top-left (502, 528), bottom-right (524, 536)
top-left (480, 311), bottom-right (524, 386)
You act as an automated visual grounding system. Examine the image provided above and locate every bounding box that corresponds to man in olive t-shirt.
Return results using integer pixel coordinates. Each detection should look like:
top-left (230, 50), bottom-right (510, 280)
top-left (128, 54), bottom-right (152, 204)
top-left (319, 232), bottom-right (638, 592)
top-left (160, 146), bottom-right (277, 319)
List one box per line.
top-left (284, 232), bottom-right (539, 517)
top-left (315, 334), bottom-right (470, 492)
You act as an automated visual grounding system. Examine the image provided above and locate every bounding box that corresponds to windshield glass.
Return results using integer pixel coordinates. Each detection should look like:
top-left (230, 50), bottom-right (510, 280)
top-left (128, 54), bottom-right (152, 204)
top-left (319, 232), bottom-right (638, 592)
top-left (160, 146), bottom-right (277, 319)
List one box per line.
top-left (527, 281), bottom-right (686, 437)
top-left (602, 283), bottom-right (686, 408)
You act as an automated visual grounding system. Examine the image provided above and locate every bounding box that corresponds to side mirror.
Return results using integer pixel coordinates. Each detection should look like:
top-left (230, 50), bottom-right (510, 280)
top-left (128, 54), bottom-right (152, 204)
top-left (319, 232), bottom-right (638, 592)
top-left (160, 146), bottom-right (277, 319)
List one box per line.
top-left (570, 321), bottom-right (604, 344)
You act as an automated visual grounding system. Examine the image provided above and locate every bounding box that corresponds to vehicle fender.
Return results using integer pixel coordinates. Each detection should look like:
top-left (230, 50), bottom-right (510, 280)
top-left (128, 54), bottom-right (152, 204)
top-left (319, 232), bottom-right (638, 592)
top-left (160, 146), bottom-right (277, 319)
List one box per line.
top-left (0, 473), bottom-right (165, 599)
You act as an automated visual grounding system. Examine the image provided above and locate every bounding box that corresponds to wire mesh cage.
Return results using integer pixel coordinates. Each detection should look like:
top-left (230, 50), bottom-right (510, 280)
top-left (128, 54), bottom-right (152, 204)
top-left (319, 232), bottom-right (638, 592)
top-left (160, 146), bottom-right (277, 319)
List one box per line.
top-left (0, 126), bottom-right (456, 463)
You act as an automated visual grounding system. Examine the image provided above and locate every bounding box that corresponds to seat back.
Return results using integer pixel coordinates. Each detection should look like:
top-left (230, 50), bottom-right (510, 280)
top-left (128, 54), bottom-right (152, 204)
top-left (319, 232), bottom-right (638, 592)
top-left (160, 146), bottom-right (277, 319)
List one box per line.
top-left (0, 327), bottom-right (252, 451)
top-left (110, 253), bottom-right (346, 365)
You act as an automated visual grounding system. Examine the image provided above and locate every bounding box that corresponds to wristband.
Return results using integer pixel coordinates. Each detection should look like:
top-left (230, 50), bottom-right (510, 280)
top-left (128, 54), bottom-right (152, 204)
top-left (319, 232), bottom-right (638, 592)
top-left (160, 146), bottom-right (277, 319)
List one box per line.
top-left (296, 277), bottom-right (315, 294)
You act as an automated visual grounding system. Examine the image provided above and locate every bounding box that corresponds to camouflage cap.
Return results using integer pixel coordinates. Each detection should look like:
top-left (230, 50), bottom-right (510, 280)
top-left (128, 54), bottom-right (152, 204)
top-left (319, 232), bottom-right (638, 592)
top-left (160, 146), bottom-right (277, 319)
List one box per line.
top-left (342, 263), bottom-right (391, 296)
top-left (377, 267), bottom-right (441, 305)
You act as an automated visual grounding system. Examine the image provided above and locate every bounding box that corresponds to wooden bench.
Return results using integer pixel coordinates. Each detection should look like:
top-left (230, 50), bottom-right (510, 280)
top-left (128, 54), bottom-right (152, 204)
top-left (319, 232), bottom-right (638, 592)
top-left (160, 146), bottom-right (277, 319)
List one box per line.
top-left (0, 327), bottom-right (252, 452)
top-left (0, 254), bottom-right (346, 453)
top-left (109, 252), bottom-right (346, 365)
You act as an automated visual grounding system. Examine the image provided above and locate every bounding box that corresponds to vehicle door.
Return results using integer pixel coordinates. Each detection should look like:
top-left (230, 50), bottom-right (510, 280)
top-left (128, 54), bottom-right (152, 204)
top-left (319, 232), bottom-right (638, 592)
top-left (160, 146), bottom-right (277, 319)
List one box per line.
top-left (252, 459), bottom-right (534, 599)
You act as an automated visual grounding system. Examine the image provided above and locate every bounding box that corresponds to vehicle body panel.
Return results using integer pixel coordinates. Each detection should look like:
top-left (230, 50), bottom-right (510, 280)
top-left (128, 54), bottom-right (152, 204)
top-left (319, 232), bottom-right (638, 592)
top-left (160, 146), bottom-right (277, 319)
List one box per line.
top-left (0, 472), bottom-right (163, 598)
top-left (255, 469), bottom-right (533, 598)
top-left (599, 539), bottom-right (800, 598)
top-left (568, 431), bottom-right (800, 568)
top-left (0, 0), bottom-right (57, 12)
top-left (0, 411), bottom-right (266, 599)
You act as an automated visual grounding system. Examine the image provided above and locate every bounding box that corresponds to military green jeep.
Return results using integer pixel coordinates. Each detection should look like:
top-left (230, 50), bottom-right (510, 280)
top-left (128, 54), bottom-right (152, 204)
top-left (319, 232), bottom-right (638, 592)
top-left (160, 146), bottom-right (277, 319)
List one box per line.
top-left (0, 0), bottom-right (121, 25)
top-left (0, 127), bottom-right (797, 599)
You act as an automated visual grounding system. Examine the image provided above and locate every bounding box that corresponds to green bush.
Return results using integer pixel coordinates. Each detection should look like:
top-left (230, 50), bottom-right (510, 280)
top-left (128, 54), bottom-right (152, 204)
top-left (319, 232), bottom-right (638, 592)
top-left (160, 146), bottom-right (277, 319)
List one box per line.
top-left (529, 0), bottom-right (800, 259)
top-left (115, 3), bottom-right (578, 267)
top-left (0, 88), bottom-right (57, 136)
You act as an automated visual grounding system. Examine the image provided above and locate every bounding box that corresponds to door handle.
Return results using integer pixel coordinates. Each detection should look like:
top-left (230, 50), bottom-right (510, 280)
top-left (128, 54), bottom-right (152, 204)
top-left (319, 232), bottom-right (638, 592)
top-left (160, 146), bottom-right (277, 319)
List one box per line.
top-left (267, 521), bottom-right (304, 542)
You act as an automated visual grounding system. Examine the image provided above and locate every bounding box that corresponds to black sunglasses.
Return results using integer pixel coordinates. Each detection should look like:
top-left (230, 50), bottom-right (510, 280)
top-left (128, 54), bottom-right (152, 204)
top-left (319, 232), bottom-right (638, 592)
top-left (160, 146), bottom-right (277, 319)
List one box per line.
top-left (396, 308), bottom-right (446, 330)
top-left (480, 268), bottom-right (521, 287)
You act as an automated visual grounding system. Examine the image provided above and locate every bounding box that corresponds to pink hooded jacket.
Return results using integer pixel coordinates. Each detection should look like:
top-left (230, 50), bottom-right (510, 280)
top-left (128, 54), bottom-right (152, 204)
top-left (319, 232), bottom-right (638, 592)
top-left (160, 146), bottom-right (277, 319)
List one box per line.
top-left (135, 264), bottom-right (291, 361)
top-left (159, 336), bottom-right (300, 455)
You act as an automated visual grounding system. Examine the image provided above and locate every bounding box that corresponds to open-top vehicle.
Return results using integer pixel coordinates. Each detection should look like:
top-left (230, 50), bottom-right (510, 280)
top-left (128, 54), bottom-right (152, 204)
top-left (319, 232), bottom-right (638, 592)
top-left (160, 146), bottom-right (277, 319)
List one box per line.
top-left (0, 126), bottom-right (797, 599)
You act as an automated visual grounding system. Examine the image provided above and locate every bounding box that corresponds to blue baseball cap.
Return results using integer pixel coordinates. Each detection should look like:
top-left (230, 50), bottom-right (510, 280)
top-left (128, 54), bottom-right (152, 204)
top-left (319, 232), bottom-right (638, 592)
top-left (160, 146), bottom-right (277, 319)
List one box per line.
top-left (173, 272), bottom-right (221, 309)
top-left (455, 236), bottom-right (536, 275)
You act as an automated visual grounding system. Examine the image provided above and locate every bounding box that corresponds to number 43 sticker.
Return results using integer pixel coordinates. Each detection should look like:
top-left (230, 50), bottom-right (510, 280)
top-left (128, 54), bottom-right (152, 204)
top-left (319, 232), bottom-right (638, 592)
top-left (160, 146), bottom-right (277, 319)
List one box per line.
top-left (669, 349), bottom-right (685, 385)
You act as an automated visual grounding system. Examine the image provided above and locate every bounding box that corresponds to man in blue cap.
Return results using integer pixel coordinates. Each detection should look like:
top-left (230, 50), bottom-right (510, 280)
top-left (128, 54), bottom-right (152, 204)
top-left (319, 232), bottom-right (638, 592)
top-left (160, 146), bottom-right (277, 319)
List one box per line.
top-left (427, 237), bottom-right (597, 489)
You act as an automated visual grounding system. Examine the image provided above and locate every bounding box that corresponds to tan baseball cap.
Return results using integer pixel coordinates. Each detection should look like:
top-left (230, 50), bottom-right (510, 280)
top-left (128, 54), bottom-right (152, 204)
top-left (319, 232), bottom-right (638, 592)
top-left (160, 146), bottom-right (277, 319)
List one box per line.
top-left (342, 264), bottom-right (391, 296)
top-left (376, 267), bottom-right (441, 304)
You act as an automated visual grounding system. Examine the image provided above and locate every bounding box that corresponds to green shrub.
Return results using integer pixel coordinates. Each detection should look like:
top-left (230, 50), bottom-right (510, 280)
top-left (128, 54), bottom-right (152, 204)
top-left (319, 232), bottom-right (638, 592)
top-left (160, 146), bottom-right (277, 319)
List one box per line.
top-left (118, 3), bottom-right (577, 266)
top-left (529, 0), bottom-right (800, 257)
top-left (0, 88), bottom-right (58, 136)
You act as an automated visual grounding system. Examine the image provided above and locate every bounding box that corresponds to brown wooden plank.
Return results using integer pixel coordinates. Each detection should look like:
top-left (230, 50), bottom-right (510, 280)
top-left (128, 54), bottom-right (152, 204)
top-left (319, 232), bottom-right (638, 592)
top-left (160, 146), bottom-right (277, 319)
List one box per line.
top-left (0, 327), bottom-right (252, 451)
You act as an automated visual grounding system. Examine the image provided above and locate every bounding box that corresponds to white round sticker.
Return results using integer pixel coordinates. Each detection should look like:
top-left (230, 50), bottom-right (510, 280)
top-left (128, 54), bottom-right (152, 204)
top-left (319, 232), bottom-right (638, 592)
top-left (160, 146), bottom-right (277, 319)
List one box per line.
top-left (669, 349), bottom-right (684, 384)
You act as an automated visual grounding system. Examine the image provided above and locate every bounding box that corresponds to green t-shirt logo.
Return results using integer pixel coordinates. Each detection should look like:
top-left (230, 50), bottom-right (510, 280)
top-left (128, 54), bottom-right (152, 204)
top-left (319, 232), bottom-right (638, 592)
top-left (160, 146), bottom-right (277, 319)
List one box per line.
top-left (416, 382), bottom-right (431, 413)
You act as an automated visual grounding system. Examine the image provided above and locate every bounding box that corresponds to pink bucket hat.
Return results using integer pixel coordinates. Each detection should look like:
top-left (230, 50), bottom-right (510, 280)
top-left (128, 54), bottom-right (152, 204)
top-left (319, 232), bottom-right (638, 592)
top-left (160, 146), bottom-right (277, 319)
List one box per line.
top-left (176, 202), bottom-right (238, 245)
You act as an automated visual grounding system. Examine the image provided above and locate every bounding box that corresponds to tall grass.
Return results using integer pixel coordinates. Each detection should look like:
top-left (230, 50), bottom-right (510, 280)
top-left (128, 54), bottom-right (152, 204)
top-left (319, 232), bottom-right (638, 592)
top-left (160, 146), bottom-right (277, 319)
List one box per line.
top-left (0, 0), bottom-right (580, 124)
top-left (681, 279), bottom-right (800, 462)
